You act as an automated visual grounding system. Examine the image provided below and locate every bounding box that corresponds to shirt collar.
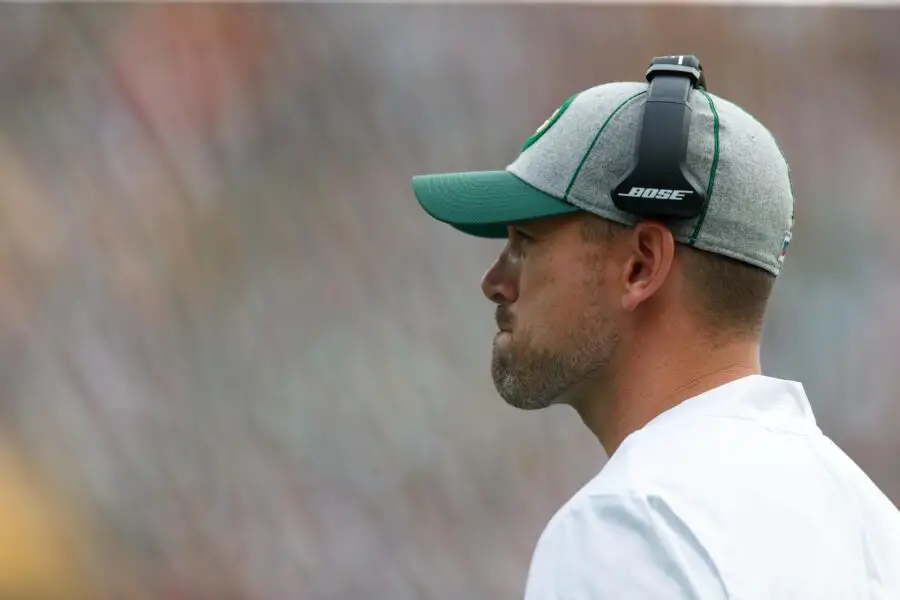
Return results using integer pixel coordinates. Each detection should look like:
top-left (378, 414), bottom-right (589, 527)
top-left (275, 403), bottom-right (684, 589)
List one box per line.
top-left (641, 374), bottom-right (819, 435)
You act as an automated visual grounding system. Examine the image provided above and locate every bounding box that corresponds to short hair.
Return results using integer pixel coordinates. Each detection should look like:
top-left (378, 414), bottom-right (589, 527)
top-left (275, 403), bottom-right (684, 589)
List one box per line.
top-left (580, 216), bottom-right (775, 338)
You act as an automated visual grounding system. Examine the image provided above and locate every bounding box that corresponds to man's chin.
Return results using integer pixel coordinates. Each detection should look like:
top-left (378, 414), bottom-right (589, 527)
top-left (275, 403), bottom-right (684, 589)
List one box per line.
top-left (505, 397), bottom-right (557, 411)
top-left (490, 342), bottom-right (566, 410)
top-left (492, 375), bottom-right (561, 411)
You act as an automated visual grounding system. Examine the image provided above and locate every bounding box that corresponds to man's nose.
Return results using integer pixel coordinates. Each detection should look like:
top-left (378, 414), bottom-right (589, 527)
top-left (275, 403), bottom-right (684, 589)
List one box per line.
top-left (481, 252), bottom-right (519, 305)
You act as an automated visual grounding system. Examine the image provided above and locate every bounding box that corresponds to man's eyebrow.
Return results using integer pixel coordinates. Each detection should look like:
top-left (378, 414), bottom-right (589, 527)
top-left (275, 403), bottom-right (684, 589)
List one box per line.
top-left (510, 222), bottom-right (539, 235)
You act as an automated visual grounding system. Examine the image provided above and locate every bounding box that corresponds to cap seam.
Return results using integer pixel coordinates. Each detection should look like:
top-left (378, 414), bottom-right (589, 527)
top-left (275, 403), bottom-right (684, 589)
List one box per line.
top-left (563, 90), bottom-right (647, 201)
top-left (689, 89), bottom-right (720, 245)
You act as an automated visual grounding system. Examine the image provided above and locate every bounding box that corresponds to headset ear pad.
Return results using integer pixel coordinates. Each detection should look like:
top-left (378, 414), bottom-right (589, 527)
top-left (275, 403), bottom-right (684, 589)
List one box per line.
top-left (611, 57), bottom-right (708, 219)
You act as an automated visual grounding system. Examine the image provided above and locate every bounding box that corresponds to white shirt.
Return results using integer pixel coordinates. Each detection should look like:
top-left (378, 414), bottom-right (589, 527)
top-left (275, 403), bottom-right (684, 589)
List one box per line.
top-left (522, 375), bottom-right (900, 599)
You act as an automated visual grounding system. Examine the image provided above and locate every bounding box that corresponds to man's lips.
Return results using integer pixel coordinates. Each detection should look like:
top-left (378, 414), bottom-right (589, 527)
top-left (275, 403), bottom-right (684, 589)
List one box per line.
top-left (495, 307), bottom-right (514, 333)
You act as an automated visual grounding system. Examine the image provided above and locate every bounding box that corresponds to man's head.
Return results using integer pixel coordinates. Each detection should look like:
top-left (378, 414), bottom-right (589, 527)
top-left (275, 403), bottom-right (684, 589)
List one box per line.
top-left (481, 211), bottom-right (776, 410)
top-left (412, 63), bottom-right (793, 413)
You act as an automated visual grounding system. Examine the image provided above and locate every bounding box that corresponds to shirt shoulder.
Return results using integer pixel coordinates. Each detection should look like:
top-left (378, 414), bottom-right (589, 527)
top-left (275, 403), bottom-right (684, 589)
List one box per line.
top-left (525, 375), bottom-right (900, 599)
top-left (523, 488), bottom-right (729, 600)
top-left (522, 376), bottom-right (810, 600)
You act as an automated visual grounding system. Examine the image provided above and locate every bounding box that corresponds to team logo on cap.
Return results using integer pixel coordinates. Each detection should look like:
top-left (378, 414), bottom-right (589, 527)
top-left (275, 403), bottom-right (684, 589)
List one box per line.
top-left (521, 93), bottom-right (578, 152)
top-left (534, 112), bottom-right (558, 136)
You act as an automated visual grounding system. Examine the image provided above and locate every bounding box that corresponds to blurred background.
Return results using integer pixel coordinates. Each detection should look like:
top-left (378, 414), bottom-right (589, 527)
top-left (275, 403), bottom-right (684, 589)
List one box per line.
top-left (0, 4), bottom-right (897, 599)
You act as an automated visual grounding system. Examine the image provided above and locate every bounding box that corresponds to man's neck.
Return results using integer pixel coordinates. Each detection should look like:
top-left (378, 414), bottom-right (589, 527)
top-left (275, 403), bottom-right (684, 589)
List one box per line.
top-left (572, 338), bottom-right (761, 456)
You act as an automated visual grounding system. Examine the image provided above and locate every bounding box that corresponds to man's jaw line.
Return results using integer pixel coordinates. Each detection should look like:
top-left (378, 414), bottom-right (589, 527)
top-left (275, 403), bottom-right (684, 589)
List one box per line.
top-left (570, 339), bottom-right (761, 456)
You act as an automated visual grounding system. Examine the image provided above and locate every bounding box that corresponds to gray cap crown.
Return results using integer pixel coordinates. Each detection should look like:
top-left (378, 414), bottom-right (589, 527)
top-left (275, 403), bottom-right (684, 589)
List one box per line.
top-left (508, 81), bottom-right (795, 275)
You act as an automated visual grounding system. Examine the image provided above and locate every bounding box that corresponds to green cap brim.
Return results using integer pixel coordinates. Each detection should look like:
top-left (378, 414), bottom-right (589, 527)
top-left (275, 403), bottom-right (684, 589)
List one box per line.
top-left (411, 170), bottom-right (579, 238)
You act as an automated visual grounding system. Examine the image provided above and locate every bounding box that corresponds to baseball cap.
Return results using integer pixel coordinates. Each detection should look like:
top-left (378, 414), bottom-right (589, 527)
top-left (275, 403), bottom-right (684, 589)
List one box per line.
top-left (411, 77), bottom-right (795, 276)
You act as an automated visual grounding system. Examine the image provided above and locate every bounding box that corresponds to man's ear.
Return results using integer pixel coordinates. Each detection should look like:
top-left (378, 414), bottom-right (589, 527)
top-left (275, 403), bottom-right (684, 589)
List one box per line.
top-left (619, 221), bottom-right (676, 312)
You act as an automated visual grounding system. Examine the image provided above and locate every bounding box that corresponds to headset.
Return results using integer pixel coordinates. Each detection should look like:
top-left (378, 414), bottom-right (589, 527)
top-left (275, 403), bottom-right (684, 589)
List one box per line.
top-left (611, 55), bottom-right (708, 220)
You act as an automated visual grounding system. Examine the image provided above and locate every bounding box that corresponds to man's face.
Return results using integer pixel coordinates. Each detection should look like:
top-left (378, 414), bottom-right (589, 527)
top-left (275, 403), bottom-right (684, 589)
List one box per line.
top-left (481, 214), bottom-right (624, 410)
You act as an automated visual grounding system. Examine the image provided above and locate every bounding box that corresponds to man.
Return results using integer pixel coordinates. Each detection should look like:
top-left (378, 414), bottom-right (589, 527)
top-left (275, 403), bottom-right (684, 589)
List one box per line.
top-left (411, 56), bottom-right (900, 599)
